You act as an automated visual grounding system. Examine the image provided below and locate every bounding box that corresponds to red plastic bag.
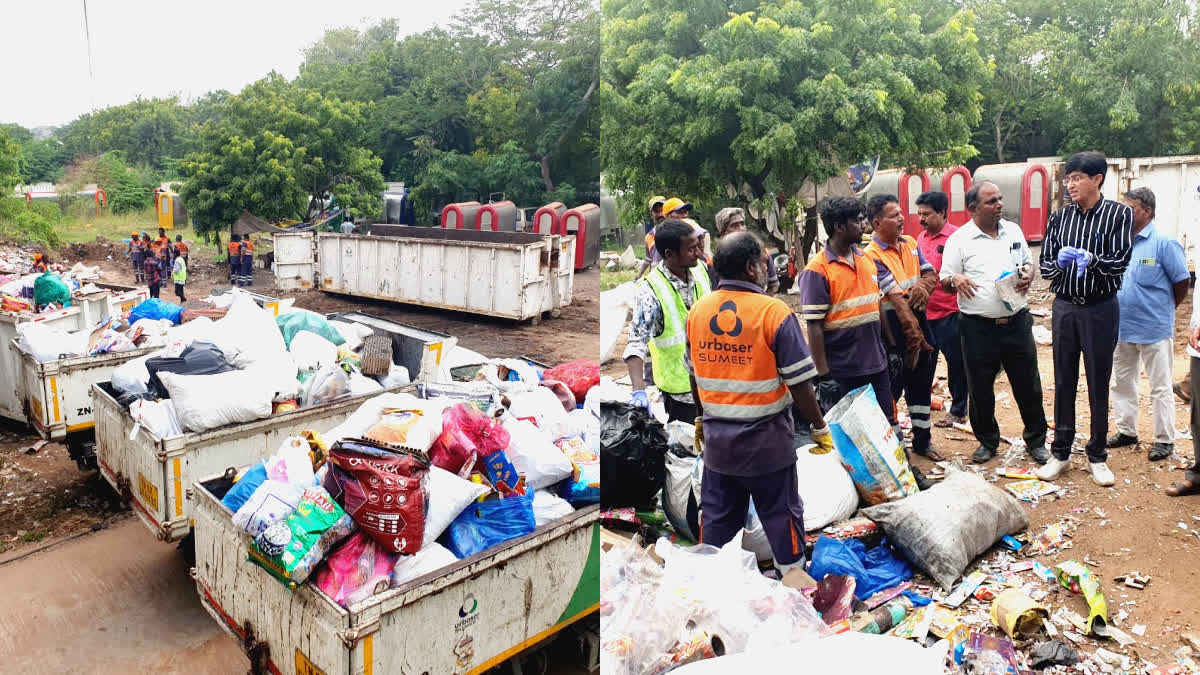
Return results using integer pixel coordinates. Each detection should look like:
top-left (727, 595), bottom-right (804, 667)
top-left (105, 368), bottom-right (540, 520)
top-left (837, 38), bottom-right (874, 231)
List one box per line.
top-left (325, 438), bottom-right (430, 554)
top-left (430, 403), bottom-right (511, 476)
top-left (312, 530), bottom-right (398, 608)
top-left (543, 360), bottom-right (600, 402)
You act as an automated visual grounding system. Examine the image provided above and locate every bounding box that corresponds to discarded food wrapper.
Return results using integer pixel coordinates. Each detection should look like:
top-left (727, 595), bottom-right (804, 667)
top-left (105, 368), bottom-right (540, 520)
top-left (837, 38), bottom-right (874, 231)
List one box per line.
top-left (812, 574), bottom-right (857, 624)
top-left (961, 631), bottom-right (1021, 673)
top-left (1055, 560), bottom-right (1109, 635)
top-left (941, 571), bottom-right (988, 608)
top-left (1032, 561), bottom-right (1057, 581)
top-left (990, 588), bottom-right (1050, 638)
top-left (888, 604), bottom-right (933, 642)
top-left (1008, 561), bottom-right (1035, 573)
top-left (1006, 478), bottom-right (1063, 502)
top-left (999, 467), bottom-right (1038, 480)
top-left (926, 605), bottom-right (963, 639)
top-left (1025, 521), bottom-right (1074, 557)
top-left (999, 535), bottom-right (1023, 551)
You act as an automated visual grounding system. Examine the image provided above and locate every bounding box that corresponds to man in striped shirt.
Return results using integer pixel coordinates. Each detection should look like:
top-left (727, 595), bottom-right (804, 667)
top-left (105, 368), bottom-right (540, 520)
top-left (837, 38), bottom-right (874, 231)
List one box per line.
top-left (1037, 151), bottom-right (1134, 487)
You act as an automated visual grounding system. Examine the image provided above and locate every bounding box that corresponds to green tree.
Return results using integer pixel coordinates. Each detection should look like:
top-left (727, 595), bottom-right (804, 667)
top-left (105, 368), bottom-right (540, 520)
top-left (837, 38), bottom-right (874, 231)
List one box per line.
top-left (57, 97), bottom-right (190, 169)
top-left (0, 128), bottom-right (21, 193)
top-left (179, 74), bottom-right (385, 236)
top-left (601, 0), bottom-right (989, 257)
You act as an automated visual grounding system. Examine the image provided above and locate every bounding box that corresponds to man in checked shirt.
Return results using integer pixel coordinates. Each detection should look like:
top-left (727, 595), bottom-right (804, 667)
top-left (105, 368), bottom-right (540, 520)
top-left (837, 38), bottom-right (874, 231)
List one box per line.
top-left (1037, 151), bottom-right (1134, 487)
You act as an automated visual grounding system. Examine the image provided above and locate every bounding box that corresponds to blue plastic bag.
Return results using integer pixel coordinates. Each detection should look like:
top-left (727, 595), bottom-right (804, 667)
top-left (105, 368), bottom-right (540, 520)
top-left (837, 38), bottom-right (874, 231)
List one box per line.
top-left (440, 492), bottom-right (536, 559)
top-left (807, 536), bottom-right (913, 600)
top-left (221, 463), bottom-right (268, 513)
top-left (128, 298), bottom-right (185, 325)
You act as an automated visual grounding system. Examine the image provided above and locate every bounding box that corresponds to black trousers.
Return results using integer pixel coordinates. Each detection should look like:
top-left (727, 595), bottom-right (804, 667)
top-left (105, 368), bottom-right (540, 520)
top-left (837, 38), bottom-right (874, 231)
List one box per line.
top-left (886, 314), bottom-right (936, 452)
top-left (959, 310), bottom-right (1047, 451)
top-left (148, 283), bottom-right (160, 299)
top-left (930, 313), bottom-right (969, 419)
top-left (1189, 357), bottom-right (1200, 482)
top-left (663, 393), bottom-right (698, 424)
top-left (175, 282), bottom-right (186, 302)
top-left (1051, 296), bottom-right (1119, 462)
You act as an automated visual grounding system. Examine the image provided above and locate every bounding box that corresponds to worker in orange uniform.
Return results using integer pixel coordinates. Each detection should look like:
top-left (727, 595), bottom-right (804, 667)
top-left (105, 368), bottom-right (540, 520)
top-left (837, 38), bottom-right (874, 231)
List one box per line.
top-left (687, 231), bottom-right (833, 575)
top-left (239, 235), bottom-right (255, 287)
top-left (799, 197), bottom-right (932, 489)
top-left (32, 253), bottom-right (49, 273)
top-left (863, 194), bottom-right (943, 461)
top-left (227, 234), bottom-right (242, 283)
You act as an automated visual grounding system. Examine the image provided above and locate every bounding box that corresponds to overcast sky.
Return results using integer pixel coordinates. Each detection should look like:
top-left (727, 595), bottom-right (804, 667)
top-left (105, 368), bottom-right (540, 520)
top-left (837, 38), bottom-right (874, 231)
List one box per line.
top-left (0, 0), bottom-right (471, 129)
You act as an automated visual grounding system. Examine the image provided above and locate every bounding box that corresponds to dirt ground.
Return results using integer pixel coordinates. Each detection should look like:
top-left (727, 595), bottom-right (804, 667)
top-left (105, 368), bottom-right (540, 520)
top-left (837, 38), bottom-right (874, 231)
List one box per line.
top-left (603, 268), bottom-right (1200, 667)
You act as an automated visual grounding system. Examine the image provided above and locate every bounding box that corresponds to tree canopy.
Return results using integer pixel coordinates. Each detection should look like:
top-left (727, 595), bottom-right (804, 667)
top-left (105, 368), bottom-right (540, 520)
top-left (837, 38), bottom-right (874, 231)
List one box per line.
top-left (601, 0), bottom-right (989, 249)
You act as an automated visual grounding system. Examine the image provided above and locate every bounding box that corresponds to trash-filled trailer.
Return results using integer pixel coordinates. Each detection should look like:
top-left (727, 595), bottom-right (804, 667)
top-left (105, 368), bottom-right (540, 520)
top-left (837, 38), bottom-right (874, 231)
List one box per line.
top-left (0, 283), bottom-right (149, 465)
top-left (93, 313), bottom-right (455, 542)
top-left (304, 229), bottom-right (575, 323)
top-left (191, 473), bottom-right (600, 675)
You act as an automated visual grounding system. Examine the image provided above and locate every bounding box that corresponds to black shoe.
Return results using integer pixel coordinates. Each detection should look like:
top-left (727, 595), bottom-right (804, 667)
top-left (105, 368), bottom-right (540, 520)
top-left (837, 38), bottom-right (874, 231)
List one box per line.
top-left (911, 465), bottom-right (933, 491)
top-left (1027, 445), bottom-right (1050, 465)
top-left (1149, 443), bottom-right (1173, 461)
top-left (1106, 432), bottom-right (1137, 448)
top-left (971, 445), bottom-right (995, 464)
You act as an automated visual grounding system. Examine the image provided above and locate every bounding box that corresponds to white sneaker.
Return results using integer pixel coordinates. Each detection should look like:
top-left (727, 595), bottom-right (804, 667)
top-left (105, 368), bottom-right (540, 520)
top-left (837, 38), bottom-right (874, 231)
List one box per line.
top-left (1089, 462), bottom-right (1115, 487)
top-left (1036, 456), bottom-right (1071, 481)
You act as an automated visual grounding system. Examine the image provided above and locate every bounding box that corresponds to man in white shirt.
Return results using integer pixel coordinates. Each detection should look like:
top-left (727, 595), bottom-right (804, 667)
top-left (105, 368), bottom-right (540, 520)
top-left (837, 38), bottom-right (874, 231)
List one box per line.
top-left (1169, 257), bottom-right (1200, 497)
top-left (940, 181), bottom-right (1049, 465)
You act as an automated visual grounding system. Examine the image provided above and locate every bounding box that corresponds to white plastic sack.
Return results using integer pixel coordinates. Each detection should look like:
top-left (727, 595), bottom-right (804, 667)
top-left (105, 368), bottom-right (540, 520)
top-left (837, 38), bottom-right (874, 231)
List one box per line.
top-left (501, 418), bottom-right (574, 490)
top-left (289, 330), bottom-right (339, 372)
top-left (663, 450), bottom-right (702, 541)
top-left (324, 392), bottom-right (447, 449)
top-left (209, 290), bottom-right (287, 360)
top-left (329, 321), bottom-right (372, 352)
top-left (128, 398), bottom-right (183, 440)
top-left (794, 445), bottom-right (859, 531)
top-left (584, 376), bottom-right (625, 419)
top-left (391, 542), bottom-right (458, 587)
top-left (862, 465), bottom-right (1029, 590)
top-left (423, 466), bottom-right (490, 547)
top-left (158, 369), bottom-right (274, 433)
top-left (533, 489), bottom-right (575, 526)
top-left (231, 480), bottom-right (304, 537)
top-left (481, 358), bottom-right (541, 394)
top-left (600, 281), bottom-right (636, 364)
top-left (348, 372), bottom-right (384, 396)
top-left (374, 364), bottom-right (411, 389)
top-left (264, 436), bottom-right (317, 488)
top-left (17, 322), bottom-right (87, 362)
top-left (505, 387), bottom-right (571, 439)
top-left (304, 364), bottom-right (350, 407)
top-left (671, 633), bottom-right (948, 675)
top-left (112, 354), bottom-right (155, 396)
top-left (164, 316), bottom-right (215, 348)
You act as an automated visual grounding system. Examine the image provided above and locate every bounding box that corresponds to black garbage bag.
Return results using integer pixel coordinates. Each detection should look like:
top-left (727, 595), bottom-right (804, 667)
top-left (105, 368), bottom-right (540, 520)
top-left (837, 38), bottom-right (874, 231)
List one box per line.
top-left (145, 341), bottom-right (235, 399)
top-left (600, 401), bottom-right (668, 510)
top-left (1029, 640), bottom-right (1079, 670)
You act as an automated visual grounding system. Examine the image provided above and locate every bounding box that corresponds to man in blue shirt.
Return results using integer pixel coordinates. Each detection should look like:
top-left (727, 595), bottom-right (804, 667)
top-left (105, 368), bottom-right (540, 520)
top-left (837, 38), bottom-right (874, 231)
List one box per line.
top-left (1108, 187), bottom-right (1191, 461)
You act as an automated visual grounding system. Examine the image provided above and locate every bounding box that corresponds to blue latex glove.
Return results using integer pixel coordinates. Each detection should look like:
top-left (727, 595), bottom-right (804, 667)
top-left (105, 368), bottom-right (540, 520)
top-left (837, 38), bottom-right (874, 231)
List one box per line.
top-left (1056, 246), bottom-right (1078, 268)
top-left (1073, 249), bottom-right (1092, 277)
top-left (630, 389), bottom-right (650, 411)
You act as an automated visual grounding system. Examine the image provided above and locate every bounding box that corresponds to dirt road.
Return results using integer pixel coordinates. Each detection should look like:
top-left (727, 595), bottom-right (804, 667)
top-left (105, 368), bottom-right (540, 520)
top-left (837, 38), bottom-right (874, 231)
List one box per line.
top-left (0, 518), bottom-right (248, 673)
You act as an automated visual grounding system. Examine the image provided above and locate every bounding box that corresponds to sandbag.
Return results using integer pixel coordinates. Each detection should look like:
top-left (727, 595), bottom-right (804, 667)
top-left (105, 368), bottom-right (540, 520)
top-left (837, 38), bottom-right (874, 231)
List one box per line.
top-left (276, 311), bottom-right (345, 349)
top-left (128, 398), bottom-right (182, 440)
top-left (390, 542), bottom-right (458, 587)
top-left (158, 369), bottom-right (274, 433)
top-left (32, 272), bottom-right (71, 308)
top-left (329, 320), bottom-right (372, 352)
top-left (543, 360), bottom-right (600, 402)
top-left (422, 466), bottom-right (490, 547)
top-left (128, 298), bottom-right (184, 325)
top-left (145, 341), bottom-right (234, 399)
top-left (662, 422), bottom-right (702, 542)
top-left (533, 489), bottom-right (575, 526)
top-left (112, 354), bottom-right (154, 396)
top-left (501, 418), bottom-right (574, 490)
top-left (290, 330), bottom-right (339, 372)
top-left (794, 446), bottom-right (859, 531)
top-left (16, 322), bottom-right (87, 362)
top-left (505, 386), bottom-right (571, 439)
top-left (599, 401), bottom-right (667, 509)
top-left (861, 465), bottom-right (1029, 590)
top-left (825, 385), bottom-right (918, 505)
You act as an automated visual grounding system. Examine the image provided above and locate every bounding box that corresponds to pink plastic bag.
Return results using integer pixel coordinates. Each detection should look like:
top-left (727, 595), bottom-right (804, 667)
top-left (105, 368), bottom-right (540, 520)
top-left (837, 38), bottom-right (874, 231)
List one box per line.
top-left (430, 403), bottom-right (511, 476)
top-left (313, 531), bottom-right (399, 608)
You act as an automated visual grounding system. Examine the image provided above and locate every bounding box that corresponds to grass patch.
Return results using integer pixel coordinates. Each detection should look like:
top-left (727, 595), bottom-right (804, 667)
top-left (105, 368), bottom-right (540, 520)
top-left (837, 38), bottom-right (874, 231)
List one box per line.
top-left (602, 268), bottom-right (637, 291)
top-left (54, 207), bottom-right (167, 244)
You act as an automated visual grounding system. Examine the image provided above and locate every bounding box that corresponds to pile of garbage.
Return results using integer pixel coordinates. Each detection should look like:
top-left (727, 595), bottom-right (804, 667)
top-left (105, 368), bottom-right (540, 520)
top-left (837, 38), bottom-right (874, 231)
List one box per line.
top-left (600, 382), bottom-right (1197, 674)
top-left (208, 372), bottom-right (601, 608)
top-left (0, 258), bottom-right (109, 314)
